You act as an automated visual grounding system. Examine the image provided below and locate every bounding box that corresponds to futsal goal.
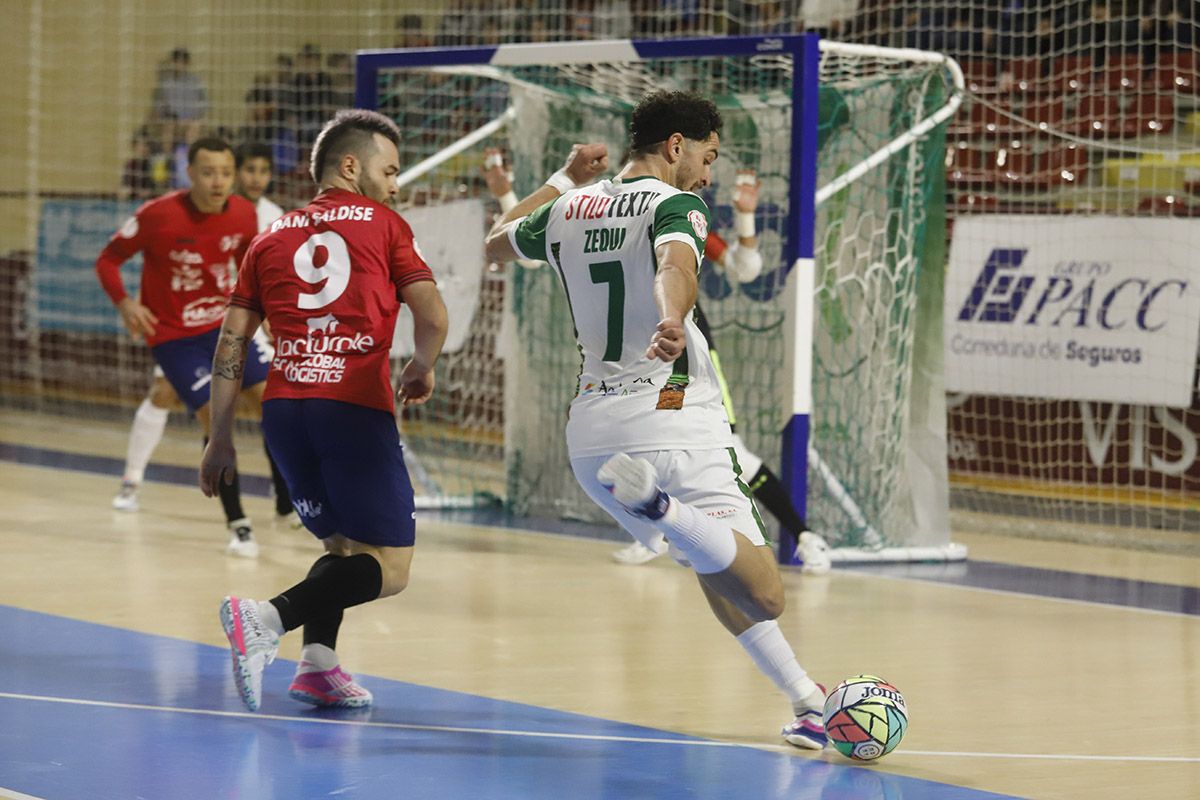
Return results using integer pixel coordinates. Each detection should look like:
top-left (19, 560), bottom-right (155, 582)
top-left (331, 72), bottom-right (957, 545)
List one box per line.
top-left (355, 34), bottom-right (966, 563)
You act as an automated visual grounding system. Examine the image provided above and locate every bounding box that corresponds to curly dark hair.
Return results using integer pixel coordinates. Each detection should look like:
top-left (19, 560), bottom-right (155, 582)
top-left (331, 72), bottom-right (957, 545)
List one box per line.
top-left (309, 109), bottom-right (401, 182)
top-left (629, 91), bottom-right (723, 156)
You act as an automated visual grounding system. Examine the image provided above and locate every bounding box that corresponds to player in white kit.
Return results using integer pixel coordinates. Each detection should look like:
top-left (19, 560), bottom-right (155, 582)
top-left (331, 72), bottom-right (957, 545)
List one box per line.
top-left (484, 91), bottom-right (827, 750)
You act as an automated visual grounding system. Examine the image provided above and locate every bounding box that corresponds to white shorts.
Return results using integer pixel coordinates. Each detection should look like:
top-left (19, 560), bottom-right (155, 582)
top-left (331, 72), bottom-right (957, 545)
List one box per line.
top-left (571, 448), bottom-right (767, 563)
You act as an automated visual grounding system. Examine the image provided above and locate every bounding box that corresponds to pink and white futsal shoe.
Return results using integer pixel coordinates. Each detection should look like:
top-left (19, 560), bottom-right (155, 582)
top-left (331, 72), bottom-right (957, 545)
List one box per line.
top-left (219, 596), bottom-right (279, 712)
top-left (289, 663), bottom-right (374, 709)
top-left (782, 684), bottom-right (828, 750)
top-left (781, 709), bottom-right (828, 750)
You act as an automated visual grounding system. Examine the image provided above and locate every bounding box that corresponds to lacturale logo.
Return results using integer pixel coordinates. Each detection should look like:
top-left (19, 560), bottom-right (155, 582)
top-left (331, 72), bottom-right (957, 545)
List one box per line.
top-left (958, 248), bottom-right (1186, 332)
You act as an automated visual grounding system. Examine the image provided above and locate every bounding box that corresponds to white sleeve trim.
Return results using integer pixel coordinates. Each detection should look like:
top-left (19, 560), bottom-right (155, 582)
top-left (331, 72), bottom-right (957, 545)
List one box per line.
top-left (653, 232), bottom-right (701, 272)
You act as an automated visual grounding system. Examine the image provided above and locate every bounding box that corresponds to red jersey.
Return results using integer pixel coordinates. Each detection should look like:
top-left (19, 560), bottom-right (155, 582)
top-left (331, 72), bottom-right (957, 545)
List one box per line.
top-left (230, 188), bottom-right (435, 413)
top-left (96, 190), bottom-right (258, 347)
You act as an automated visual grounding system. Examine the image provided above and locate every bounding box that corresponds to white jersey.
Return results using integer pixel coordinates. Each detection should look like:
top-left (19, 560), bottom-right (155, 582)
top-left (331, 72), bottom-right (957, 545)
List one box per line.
top-left (510, 175), bottom-right (732, 457)
top-left (255, 196), bottom-right (284, 233)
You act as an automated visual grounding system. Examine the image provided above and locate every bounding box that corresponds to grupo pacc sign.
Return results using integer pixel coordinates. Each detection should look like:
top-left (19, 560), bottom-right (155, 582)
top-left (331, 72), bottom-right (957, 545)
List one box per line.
top-left (945, 215), bottom-right (1200, 408)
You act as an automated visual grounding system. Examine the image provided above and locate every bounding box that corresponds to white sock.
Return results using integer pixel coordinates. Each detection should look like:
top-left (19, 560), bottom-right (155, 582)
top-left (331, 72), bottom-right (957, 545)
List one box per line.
top-left (652, 500), bottom-right (738, 574)
top-left (123, 399), bottom-right (168, 484)
top-left (298, 643), bottom-right (339, 672)
top-left (256, 600), bottom-right (285, 637)
top-left (736, 620), bottom-right (822, 713)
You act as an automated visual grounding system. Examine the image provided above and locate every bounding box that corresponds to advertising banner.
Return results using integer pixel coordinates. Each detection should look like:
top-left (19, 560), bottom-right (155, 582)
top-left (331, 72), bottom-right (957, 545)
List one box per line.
top-left (946, 215), bottom-right (1200, 408)
top-left (391, 198), bottom-right (485, 357)
top-left (37, 200), bottom-right (141, 333)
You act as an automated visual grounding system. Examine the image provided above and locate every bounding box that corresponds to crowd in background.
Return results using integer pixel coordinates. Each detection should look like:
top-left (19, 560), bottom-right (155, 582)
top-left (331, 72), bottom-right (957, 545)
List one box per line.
top-left (120, 0), bottom-right (1200, 207)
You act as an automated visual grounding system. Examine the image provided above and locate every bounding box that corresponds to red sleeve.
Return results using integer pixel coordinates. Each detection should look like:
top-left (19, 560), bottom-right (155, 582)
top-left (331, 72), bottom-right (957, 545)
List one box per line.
top-left (704, 230), bottom-right (728, 265)
top-left (390, 213), bottom-right (436, 291)
top-left (235, 206), bottom-right (258, 264)
top-left (229, 240), bottom-right (263, 314)
top-left (95, 205), bottom-right (150, 304)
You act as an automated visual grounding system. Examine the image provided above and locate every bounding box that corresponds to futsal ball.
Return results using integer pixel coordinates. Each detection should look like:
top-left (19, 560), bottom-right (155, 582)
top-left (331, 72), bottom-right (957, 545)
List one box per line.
top-left (822, 675), bottom-right (908, 760)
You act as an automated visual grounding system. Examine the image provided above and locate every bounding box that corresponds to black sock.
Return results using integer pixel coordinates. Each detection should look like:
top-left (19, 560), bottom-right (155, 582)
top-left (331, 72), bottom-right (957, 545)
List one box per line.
top-left (204, 436), bottom-right (246, 523)
top-left (301, 555), bottom-right (344, 649)
top-left (264, 438), bottom-right (292, 516)
top-left (269, 553), bottom-right (383, 633)
top-left (748, 464), bottom-right (809, 538)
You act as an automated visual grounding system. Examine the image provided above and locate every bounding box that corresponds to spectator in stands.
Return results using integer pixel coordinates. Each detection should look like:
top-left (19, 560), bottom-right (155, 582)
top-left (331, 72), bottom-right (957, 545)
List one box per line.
top-left (1069, 0), bottom-right (1118, 66)
top-left (121, 125), bottom-right (160, 201)
top-left (293, 43), bottom-right (335, 142)
top-left (482, 16), bottom-right (506, 44)
top-left (801, 0), bottom-right (861, 39)
top-left (937, 8), bottom-right (991, 60)
top-left (751, 1), bottom-right (794, 34)
top-left (594, 0), bottom-right (633, 39)
top-left (327, 52), bottom-right (355, 110)
top-left (241, 74), bottom-right (299, 178)
top-left (569, 6), bottom-right (595, 39)
top-left (523, 16), bottom-right (552, 42)
top-left (168, 136), bottom-right (192, 190)
top-left (994, 2), bottom-right (1037, 59)
top-left (1001, 9), bottom-right (1060, 63)
top-left (845, 0), bottom-right (896, 46)
top-left (152, 47), bottom-right (208, 129)
top-left (1167, 0), bottom-right (1198, 51)
top-left (270, 54), bottom-right (297, 127)
top-left (898, 7), bottom-right (939, 50)
top-left (394, 13), bottom-right (432, 48)
top-left (437, 1), bottom-right (484, 46)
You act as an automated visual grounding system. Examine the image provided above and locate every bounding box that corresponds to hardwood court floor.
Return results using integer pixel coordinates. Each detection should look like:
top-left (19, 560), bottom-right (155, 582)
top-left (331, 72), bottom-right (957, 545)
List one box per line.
top-left (1, 408), bottom-right (1198, 799)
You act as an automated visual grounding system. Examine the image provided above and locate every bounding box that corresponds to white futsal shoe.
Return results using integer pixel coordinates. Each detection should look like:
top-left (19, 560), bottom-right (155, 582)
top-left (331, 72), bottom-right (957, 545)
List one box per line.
top-left (597, 453), bottom-right (671, 521)
top-left (225, 518), bottom-right (259, 559)
top-left (795, 531), bottom-right (832, 575)
top-left (112, 480), bottom-right (140, 512)
top-left (220, 596), bottom-right (280, 712)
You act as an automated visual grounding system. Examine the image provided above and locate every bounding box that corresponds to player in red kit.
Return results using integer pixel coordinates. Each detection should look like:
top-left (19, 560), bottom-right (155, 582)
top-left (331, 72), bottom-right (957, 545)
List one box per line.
top-left (201, 110), bottom-right (448, 712)
top-left (96, 136), bottom-right (273, 557)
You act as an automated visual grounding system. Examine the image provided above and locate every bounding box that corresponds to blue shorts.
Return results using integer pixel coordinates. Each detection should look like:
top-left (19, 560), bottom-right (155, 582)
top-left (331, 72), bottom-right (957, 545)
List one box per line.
top-left (151, 327), bottom-right (270, 412)
top-left (261, 398), bottom-right (416, 547)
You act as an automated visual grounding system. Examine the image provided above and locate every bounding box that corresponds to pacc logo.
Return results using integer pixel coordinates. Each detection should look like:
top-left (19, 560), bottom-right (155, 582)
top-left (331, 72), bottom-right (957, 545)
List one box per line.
top-left (957, 248), bottom-right (1186, 331)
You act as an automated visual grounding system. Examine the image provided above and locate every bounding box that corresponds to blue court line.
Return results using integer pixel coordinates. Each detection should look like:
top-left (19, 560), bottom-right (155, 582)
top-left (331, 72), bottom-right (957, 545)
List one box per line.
top-left (4, 439), bottom-right (1198, 616)
top-left (0, 605), bottom-right (1019, 800)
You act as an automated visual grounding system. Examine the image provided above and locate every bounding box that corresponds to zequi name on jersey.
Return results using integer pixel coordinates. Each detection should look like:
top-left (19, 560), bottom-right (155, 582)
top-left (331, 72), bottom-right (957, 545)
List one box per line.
top-left (563, 190), bottom-right (656, 221)
top-left (271, 205), bottom-right (375, 233)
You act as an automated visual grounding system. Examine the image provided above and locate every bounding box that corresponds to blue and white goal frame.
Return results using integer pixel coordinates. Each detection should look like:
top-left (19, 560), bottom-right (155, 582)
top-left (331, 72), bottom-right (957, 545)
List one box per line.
top-left (355, 35), bottom-right (822, 563)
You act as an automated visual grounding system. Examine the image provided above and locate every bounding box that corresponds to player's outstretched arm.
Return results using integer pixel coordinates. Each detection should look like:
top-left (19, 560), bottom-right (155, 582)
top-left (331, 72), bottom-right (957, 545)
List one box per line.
top-left (481, 147), bottom-right (514, 208)
top-left (726, 169), bottom-right (763, 283)
top-left (482, 148), bottom-right (542, 270)
top-left (397, 280), bottom-right (448, 407)
top-left (200, 305), bottom-right (262, 496)
top-left (647, 240), bottom-right (699, 362)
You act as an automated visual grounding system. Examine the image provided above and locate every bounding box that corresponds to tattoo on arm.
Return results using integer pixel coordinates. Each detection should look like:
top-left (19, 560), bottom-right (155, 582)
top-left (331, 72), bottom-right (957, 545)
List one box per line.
top-left (213, 333), bottom-right (248, 381)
